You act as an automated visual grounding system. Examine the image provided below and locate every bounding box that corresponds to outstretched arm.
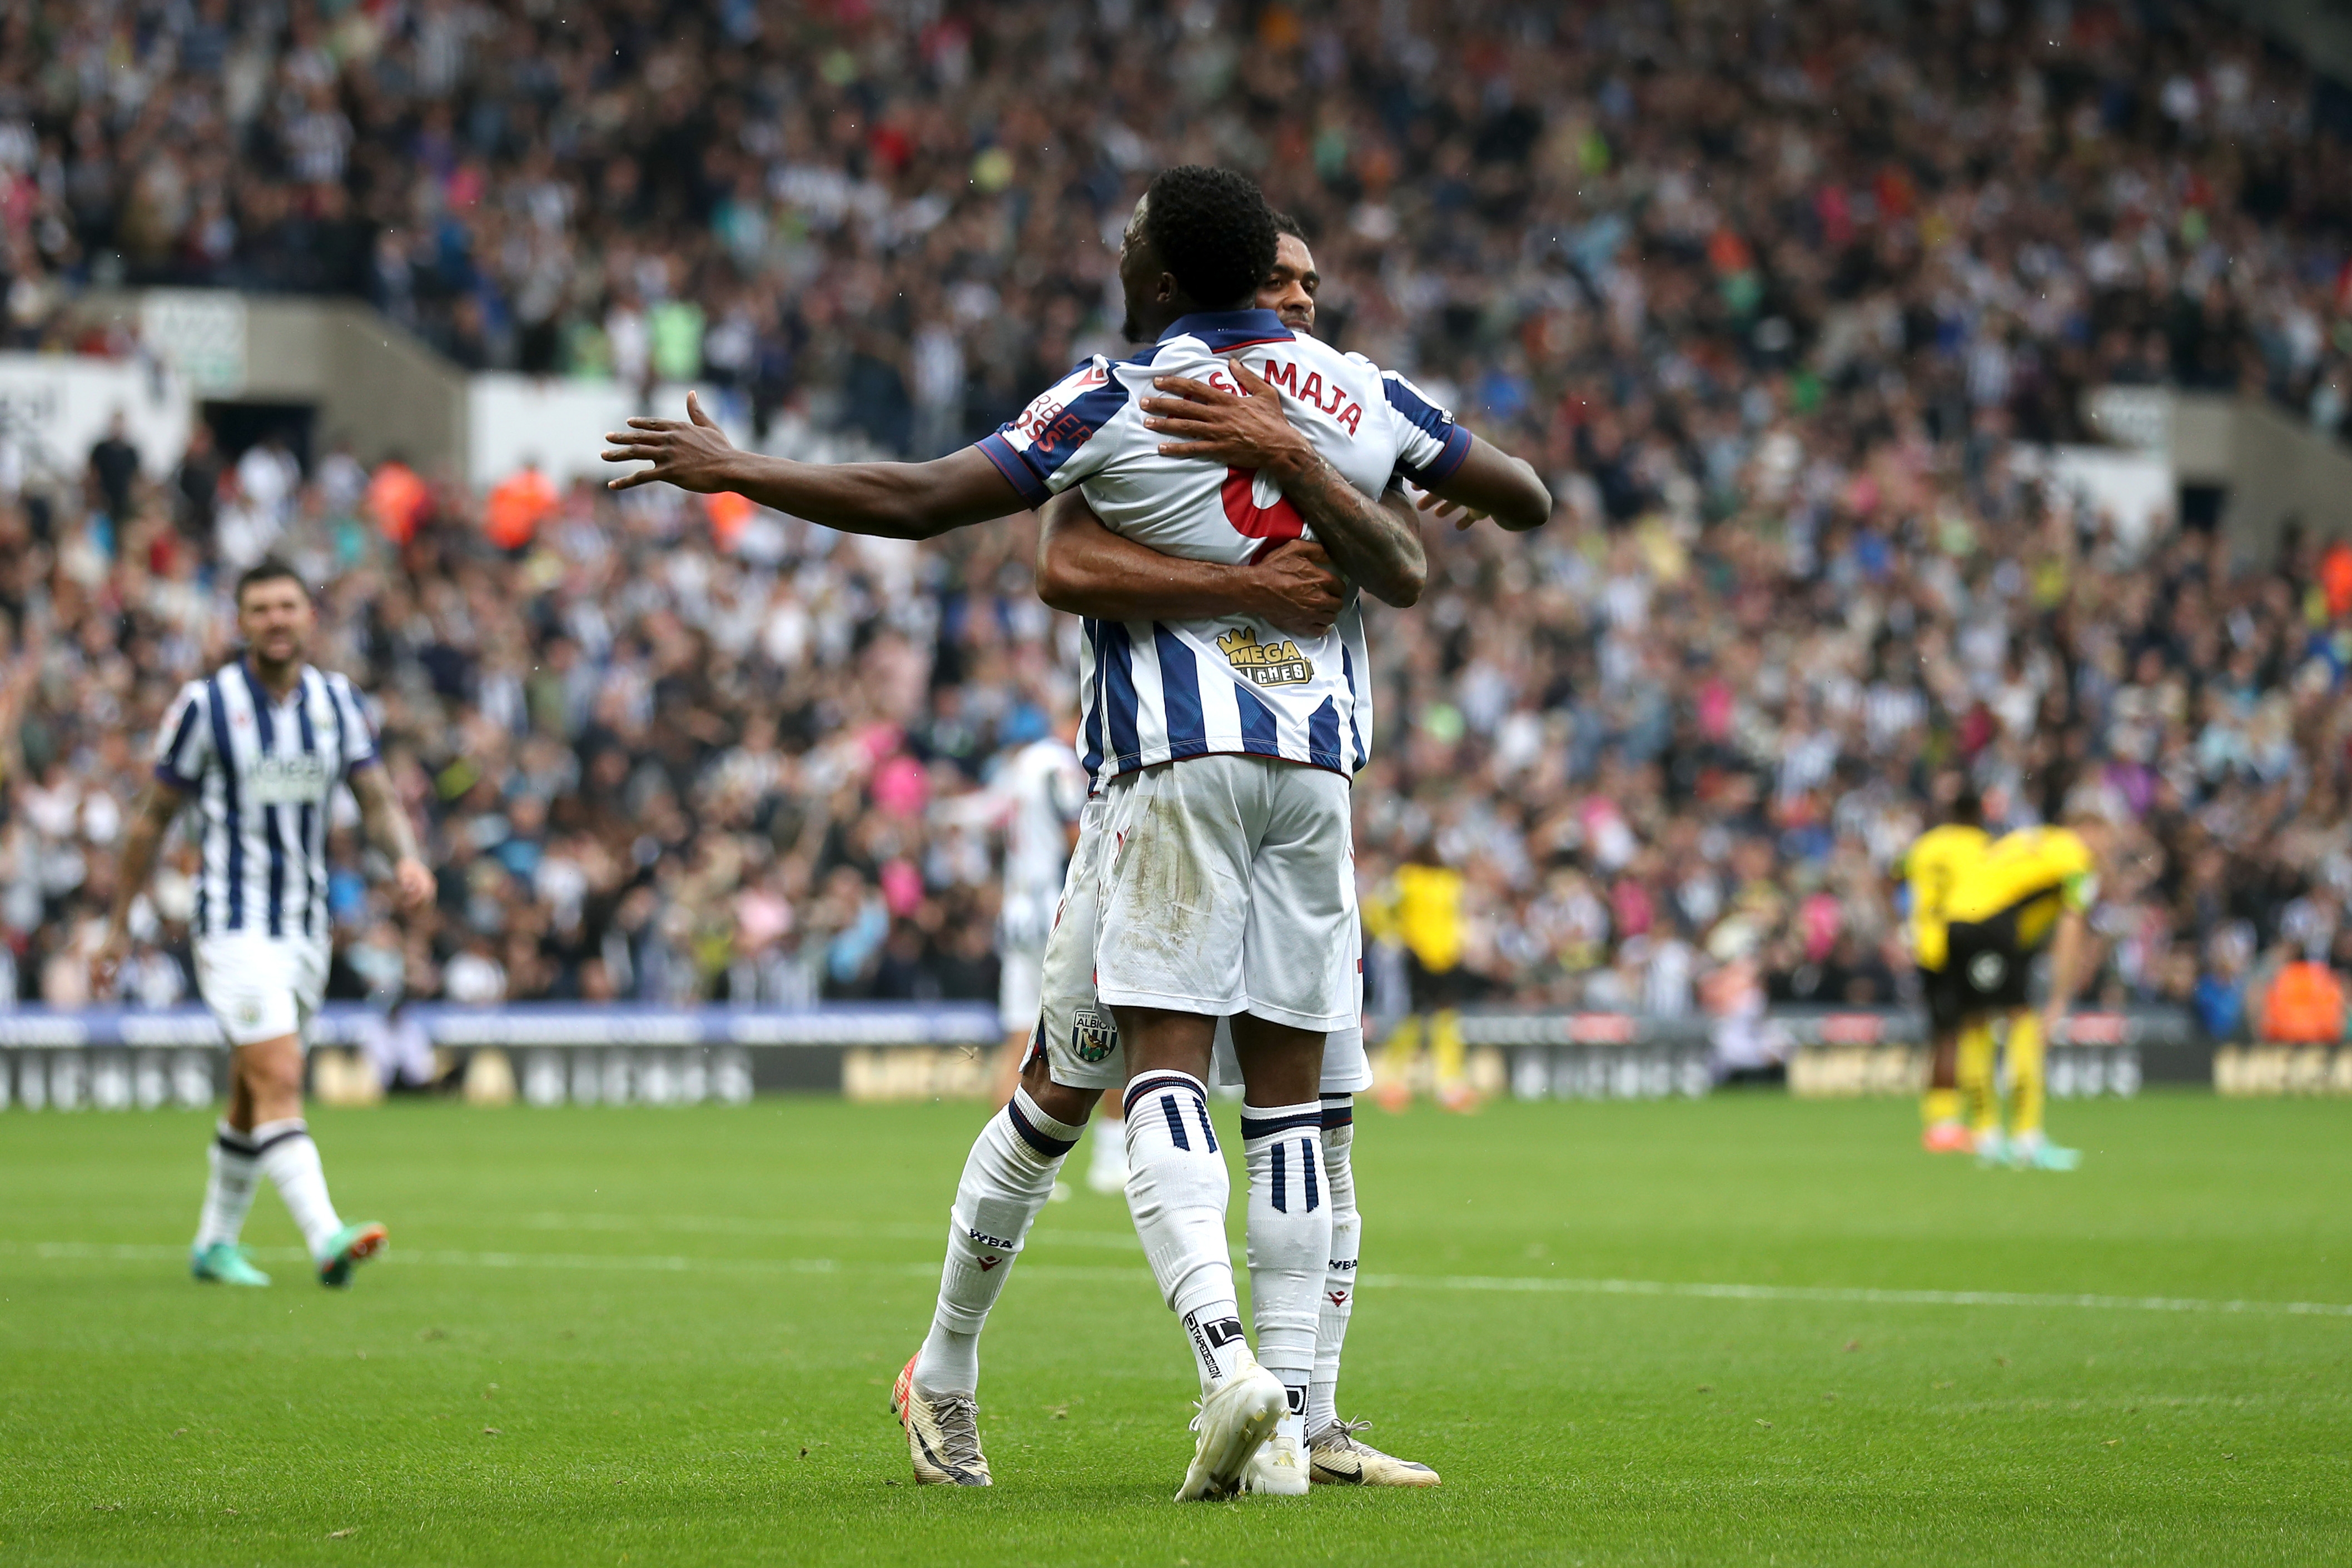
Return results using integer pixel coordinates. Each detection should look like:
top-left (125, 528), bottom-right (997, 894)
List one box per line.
top-left (1140, 364), bottom-right (1427, 608)
top-left (1035, 491), bottom-right (1346, 639)
top-left (604, 391), bottom-right (1023, 539)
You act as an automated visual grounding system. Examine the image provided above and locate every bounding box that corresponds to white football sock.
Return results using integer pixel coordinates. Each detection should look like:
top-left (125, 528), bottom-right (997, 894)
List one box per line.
top-left (911, 1088), bottom-right (1082, 1395)
top-left (1309, 1101), bottom-right (1359, 1435)
top-left (1243, 1098), bottom-right (1330, 1442)
top-left (1123, 1069), bottom-right (1249, 1391)
top-left (193, 1122), bottom-right (262, 1250)
top-left (252, 1119), bottom-right (343, 1260)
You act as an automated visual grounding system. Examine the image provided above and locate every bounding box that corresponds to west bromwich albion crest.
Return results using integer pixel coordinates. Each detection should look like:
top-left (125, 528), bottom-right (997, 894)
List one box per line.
top-left (1071, 1003), bottom-right (1117, 1063)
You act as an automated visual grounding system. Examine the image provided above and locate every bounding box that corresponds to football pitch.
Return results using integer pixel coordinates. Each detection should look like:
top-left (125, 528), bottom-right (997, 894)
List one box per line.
top-left (3, 1092), bottom-right (2346, 1566)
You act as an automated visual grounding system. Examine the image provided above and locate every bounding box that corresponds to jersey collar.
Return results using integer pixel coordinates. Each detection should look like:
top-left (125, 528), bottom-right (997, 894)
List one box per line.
top-left (1158, 308), bottom-right (1294, 353)
top-left (238, 655), bottom-right (310, 708)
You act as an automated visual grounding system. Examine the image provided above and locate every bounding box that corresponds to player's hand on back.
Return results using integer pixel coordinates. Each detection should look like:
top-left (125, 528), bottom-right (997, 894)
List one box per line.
top-left (603, 391), bottom-right (740, 494)
top-left (1141, 362), bottom-right (1314, 478)
top-left (1246, 539), bottom-right (1344, 640)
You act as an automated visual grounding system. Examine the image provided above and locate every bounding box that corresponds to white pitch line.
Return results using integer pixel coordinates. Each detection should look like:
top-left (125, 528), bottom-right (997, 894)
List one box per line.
top-left (1347, 1272), bottom-right (2352, 1318)
top-left (7, 1238), bottom-right (2348, 1320)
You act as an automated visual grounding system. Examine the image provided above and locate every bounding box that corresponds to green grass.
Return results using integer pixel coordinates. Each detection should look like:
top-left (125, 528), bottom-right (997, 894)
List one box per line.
top-left (2, 1092), bottom-right (2348, 1566)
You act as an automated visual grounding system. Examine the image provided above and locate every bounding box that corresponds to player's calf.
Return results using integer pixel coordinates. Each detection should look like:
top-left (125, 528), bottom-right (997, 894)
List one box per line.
top-left (1240, 1100), bottom-right (1329, 1452)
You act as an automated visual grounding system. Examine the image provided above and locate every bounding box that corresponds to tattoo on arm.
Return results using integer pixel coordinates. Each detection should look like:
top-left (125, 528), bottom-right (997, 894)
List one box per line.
top-left (351, 766), bottom-right (421, 865)
top-left (1274, 448), bottom-right (1426, 608)
top-left (108, 787), bottom-right (181, 932)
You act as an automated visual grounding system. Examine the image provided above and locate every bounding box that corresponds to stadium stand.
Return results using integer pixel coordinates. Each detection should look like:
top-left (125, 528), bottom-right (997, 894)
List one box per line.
top-left (2, 0), bottom-right (2351, 1071)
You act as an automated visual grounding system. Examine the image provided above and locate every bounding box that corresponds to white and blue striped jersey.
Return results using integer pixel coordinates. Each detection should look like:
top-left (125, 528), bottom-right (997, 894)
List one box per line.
top-left (976, 308), bottom-right (1469, 788)
top-left (153, 659), bottom-right (381, 943)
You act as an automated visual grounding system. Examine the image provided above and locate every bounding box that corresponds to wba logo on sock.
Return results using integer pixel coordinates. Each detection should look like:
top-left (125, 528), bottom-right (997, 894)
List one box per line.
top-left (1183, 1311), bottom-right (1244, 1376)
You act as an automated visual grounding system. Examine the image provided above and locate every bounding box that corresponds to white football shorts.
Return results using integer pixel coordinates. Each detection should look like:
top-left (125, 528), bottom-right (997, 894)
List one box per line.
top-left (1094, 753), bottom-right (1356, 1031)
top-left (194, 933), bottom-right (329, 1049)
top-left (1038, 779), bottom-right (1369, 1096)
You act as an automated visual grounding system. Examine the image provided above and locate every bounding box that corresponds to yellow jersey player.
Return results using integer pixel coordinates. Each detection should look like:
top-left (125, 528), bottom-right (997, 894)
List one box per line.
top-left (1370, 838), bottom-right (1475, 1113)
top-left (1940, 812), bottom-right (2115, 1171)
top-left (1899, 785), bottom-right (1989, 1153)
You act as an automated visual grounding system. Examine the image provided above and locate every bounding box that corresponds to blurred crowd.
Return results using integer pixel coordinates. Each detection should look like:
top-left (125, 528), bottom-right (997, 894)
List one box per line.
top-left (3, 0), bottom-right (2352, 1046)
top-left (9, 411), bottom-right (2352, 1043)
top-left (7, 0), bottom-right (2352, 446)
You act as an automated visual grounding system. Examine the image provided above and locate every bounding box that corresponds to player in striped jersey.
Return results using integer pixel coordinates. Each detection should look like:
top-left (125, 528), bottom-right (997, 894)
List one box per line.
top-left (95, 560), bottom-right (434, 1288)
top-left (605, 167), bottom-right (1547, 1497)
top-left (897, 218), bottom-right (1544, 1495)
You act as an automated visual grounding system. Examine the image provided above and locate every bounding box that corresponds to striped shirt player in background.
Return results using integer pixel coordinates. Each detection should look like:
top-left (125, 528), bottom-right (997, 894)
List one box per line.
top-left (95, 559), bottom-right (434, 1289)
top-left (599, 166), bottom-right (1544, 1498)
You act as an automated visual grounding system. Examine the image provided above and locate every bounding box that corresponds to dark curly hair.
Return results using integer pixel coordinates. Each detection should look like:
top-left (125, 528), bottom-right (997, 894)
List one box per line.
top-left (1142, 165), bottom-right (1277, 311)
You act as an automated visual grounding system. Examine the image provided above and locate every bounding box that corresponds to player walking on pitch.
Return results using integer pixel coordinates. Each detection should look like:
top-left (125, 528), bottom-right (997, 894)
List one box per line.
top-left (95, 560), bottom-right (433, 1288)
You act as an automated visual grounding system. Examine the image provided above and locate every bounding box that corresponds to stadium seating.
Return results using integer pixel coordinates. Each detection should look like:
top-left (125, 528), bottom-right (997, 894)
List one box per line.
top-left (1, 0), bottom-right (2349, 1067)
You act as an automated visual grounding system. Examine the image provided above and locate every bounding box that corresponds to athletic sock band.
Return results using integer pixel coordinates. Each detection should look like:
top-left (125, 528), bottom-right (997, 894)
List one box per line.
top-left (251, 1118), bottom-right (311, 1157)
top-left (1006, 1088), bottom-right (1082, 1158)
top-left (1123, 1068), bottom-right (1207, 1117)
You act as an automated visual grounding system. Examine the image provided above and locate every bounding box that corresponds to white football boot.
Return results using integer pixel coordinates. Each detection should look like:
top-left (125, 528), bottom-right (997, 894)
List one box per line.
top-left (891, 1353), bottom-right (991, 1486)
top-left (1240, 1430), bottom-right (1312, 1495)
top-left (1175, 1360), bottom-right (1285, 1501)
top-left (1306, 1420), bottom-right (1442, 1486)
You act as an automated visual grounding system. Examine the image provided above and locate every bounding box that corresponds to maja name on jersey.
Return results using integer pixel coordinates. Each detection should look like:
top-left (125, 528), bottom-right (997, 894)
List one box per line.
top-left (975, 308), bottom-right (1468, 785)
top-left (1197, 355), bottom-right (1367, 437)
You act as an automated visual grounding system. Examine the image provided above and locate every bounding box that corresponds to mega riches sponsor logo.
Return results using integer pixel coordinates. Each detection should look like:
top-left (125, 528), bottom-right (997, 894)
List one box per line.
top-left (1217, 626), bottom-right (1312, 687)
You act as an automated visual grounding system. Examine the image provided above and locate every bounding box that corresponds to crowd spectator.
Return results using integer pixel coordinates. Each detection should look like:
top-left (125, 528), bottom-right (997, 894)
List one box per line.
top-left (4, 1), bottom-right (2352, 449)
top-left (0, 0), bottom-right (2349, 1041)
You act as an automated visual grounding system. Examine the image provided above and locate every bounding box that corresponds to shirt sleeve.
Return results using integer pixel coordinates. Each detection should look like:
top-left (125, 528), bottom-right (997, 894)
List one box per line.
top-left (330, 676), bottom-right (382, 776)
top-left (972, 357), bottom-right (1132, 509)
top-left (1380, 369), bottom-right (1474, 487)
top-left (152, 681), bottom-right (211, 794)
